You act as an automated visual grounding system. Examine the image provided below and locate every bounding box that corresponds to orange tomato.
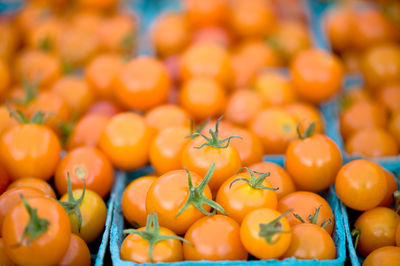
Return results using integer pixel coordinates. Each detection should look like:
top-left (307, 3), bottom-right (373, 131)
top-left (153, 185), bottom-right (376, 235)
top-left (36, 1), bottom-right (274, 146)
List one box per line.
top-left (0, 60), bottom-right (10, 98)
top-left (113, 57), bottom-right (171, 111)
top-left (191, 26), bottom-right (233, 47)
top-left (70, 11), bottom-right (102, 32)
top-left (290, 49), bottom-right (343, 104)
top-left (0, 238), bottom-right (14, 266)
top-left (145, 104), bottom-right (190, 134)
top-left (16, 3), bottom-right (53, 34)
top-left (86, 100), bottom-right (122, 117)
top-left (390, 111), bottom-right (400, 147)
top-left (183, 0), bottom-right (228, 28)
top-left (380, 170), bottom-right (398, 207)
top-left (58, 234), bottom-right (91, 266)
top-left (345, 128), bottom-right (399, 157)
top-left (55, 146), bottom-right (114, 198)
top-left (277, 191), bottom-right (334, 235)
top-left (284, 102), bottom-right (324, 134)
top-left (0, 20), bottom-right (19, 61)
top-left (286, 133), bottom-right (342, 192)
top-left (76, 0), bottom-right (119, 10)
top-left (341, 87), bottom-right (370, 104)
top-left (250, 108), bottom-right (297, 154)
top-left (27, 17), bottom-right (64, 52)
top-left (180, 42), bottom-right (233, 87)
top-left (0, 106), bottom-right (17, 136)
top-left (183, 215), bottom-right (248, 260)
top-left (85, 53), bottom-right (123, 99)
top-left (179, 77), bottom-right (226, 121)
top-left (335, 160), bottom-right (387, 211)
top-left (378, 82), bottom-right (400, 113)
top-left (324, 6), bottom-right (352, 52)
top-left (225, 89), bottom-right (264, 126)
top-left (8, 178), bottom-right (56, 199)
top-left (99, 112), bottom-right (152, 170)
top-left (0, 163), bottom-right (9, 196)
top-left (363, 246), bottom-right (400, 266)
top-left (0, 123), bottom-right (61, 181)
top-left (149, 126), bottom-right (190, 175)
top-left (122, 176), bottom-right (157, 227)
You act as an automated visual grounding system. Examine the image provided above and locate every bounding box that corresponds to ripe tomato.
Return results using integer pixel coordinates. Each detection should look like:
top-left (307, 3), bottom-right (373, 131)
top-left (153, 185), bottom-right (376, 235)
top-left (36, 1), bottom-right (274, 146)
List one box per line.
top-left (76, 0), bottom-right (119, 11)
top-left (396, 222), bottom-right (400, 246)
top-left (27, 17), bottom-right (63, 52)
top-left (229, 0), bottom-right (276, 38)
top-left (113, 57), bottom-right (171, 111)
top-left (324, 6), bottom-right (352, 52)
top-left (282, 223), bottom-right (336, 260)
top-left (389, 111), bottom-right (400, 147)
top-left (250, 107), bottom-right (297, 154)
top-left (0, 238), bottom-right (13, 266)
top-left (180, 42), bottom-right (233, 87)
top-left (149, 126), bottom-right (190, 175)
top-left (146, 169), bottom-right (214, 235)
top-left (144, 104), bottom-right (190, 134)
top-left (335, 160), bottom-right (387, 211)
top-left (340, 101), bottom-right (388, 140)
top-left (345, 127), bottom-right (399, 157)
top-left (0, 106), bottom-right (17, 136)
top-left (99, 112), bottom-right (152, 171)
top-left (353, 207), bottom-right (400, 257)
top-left (60, 188), bottom-right (107, 243)
top-left (285, 131), bottom-right (342, 192)
top-left (240, 208), bottom-right (291, 259)
top-left (51, 76), bottom-right (95, 115)
top-left (121, 213), bottom-right (185, 263)
top-left (58, 234), bottom-right (91, 266)
top-left (225, 89), bottom-right (264, 127)
top-left (380, 170), bottom-right (398, 207)
top-left (249, 161), bottom-right (296, 199)
top-left (122, 176), bottom-right (157, 228)
top-left (8, 178), bottom-right (56, 198)
top-left (191, 26), bottom-right (233, 47)
top-left (3, 197), bottom-right (71, 266)
top-left (0, 163), bottom-right (9, 196)
top-left (363, 246), bottom-right (400, 266)
top-left (66, 114), bottom-right (110, 150)
top-left (152, 13), bottom-right (190, 57)
top-left (85, 53), bottom-right (123, 99)
top-left (284, 102), bottom-right (324, 135)
top-left (0, 122), bottom-right (61, 181)
top-left (216, 169), bottom-right (278, 223)
top-left (290, 49), bottom-right (343, 104)
top-left (179, 77), bottom-right (226, 121)
top-left (0, 20), bottom-right (19, 62)
top-left (254, 71), bottom-right (296, 106)
top-left (0, 60), bottom-right (10, 98)
top-left (378, 83), bottom-right (400, 113)
top-left (184, 0), bottom-right (227, 28)
top-left (55, 146), bottom-right (114, 198)
top-left (183, 215), bottom-right (248, 260)
top-left (277, 191), bottom-right (334, 235)
top-left (86, 100), bottom-right (123, 117)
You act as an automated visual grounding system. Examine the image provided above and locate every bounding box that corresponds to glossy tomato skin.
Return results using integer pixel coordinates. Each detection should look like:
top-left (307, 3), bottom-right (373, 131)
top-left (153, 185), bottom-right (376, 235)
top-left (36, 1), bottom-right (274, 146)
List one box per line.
top-left (181, 136), bottom-right (242, 192)
top-left (282, 223), bottom-right (336, 260)
top-left (249, 161), bottom-right (296, 199)
top-left (183, 215), bottom-right (248, 261)
top-left (277, 191), bottom-right (334, 235)
top-left (284, 102), bottom-right (324, 135)
top-left (58, 234), bottom-right (91, 266)
top-left (363, 246), bottom-right (400, 266)
top-left (354, 207), bottom-right (400, 257)
top-left (121, 176), bottom-right (157, 227)
top-left (86, 100), bottom-right (123, 117)
top-left (55, 146), bottom-right (114, 198)
top-left (2, 197), bottom-right (71, 266)
top-left (60, 189), bottom-right (107, 243)
top-left (7, 178), bottom-right (56, 198)
top-left (216, 173), bottom-right (277, 224)
top-left (146, 170), bottom-right (212, 235)
top-left (121, 227), bottom-right (183, 263)
top-left (285, 134), bottom-right (342, 192)
top-left (99, 112), bottom-right (152, 171)
top-left (380, 170), bottom-right (398, 207)
top-left (240, 208), bottom-right (291, 259)
top-left (0, 238), bottom-right (13, 266)
top-left (335, 160), bottom-right (387, 211)
top-left (0, 163), bottom-right (9, 195)
top-left (0, 124), bottom-right (61, 181)
top-left (144, 104), bottom-right (190, 134)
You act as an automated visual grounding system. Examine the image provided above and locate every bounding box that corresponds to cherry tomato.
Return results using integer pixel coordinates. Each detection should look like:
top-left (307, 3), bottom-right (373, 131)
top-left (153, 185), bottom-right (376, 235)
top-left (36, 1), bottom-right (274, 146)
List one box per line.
top-left (240, 208), bottom-right (291, 259)
top-left (354, 207), bottom-right (400, 257)
top-left (396, 222), bottom-right (400, 246)
top-left (335, 160), bottom-right (387, 211)
top-left (0, 163), bottom-right (9, 195)
top-left (282, 223), bottom-right (336, 260)
top-left (363, 246), bottom-right (400, 266)
top-left (390, 111), bottom-right (400, 148)
top-left (184, 215), bottom-right (248, 260)
top-left (249, 161), bottom-right (296, 199)
top-left (184, 0), bottom-right (227, 28)
top-left (0, 238), bottom-right (14, 266)
top-left (0, 20), bottom-right (19, 62)
top-left (285, 132), bottom-right (342, 192)
top-left (0, 123), bottom-right (61, 181)
top-left (60, 188), bottom-right (107, 243)
top-left (77, 0), bottom-right (119, 11)
top-left (0, 106), bottom-right (17, 136)
top-left (216, 169), bottom-right (278, 223)
top-left (277, 191), bottom-right (334, 235)
top-left (2, 197), bottom-right (71, 266)
top-left (7, 178), bottom-right (56, 198)
top-left (191, 26), bottom-right (232, 47)
top-left (378, 83), bottom-right (400, 113)
top-left (59, 234), bottom-right (91, 266)
top-left (86, 100), bottom-right (123, 117)
top-left (99, 112), bottom-right (152, 171)
top-left (122, 176), bottom-right (157, 227)
top-left (145, 104), bottom-right (190, 134)
top-left (113, 57), bottom-right (171, 112)
top-left (55, 146), bottom-right (114, 198)
top-left (28, 17), bottom-right (63, 52)
top-left (380, 170), bottom-right (398, 207)
top-left (284, 102), bottom-right (324, 135)
top-left (0, 60), bottom-right (10, 98)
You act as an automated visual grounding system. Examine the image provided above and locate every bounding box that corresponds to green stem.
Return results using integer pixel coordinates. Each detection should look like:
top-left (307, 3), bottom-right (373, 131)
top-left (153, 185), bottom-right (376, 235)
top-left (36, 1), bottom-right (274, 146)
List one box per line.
top-left (296, 121), bottom-right (316, 139)
top-left (187, 118), bottom-right (210, 139)
top-left (351, 228), bottom-right (361, 250)
top-left (229, 167), bottom-right (277, 191)
top-left (259, 209), bottom-right (292, 244)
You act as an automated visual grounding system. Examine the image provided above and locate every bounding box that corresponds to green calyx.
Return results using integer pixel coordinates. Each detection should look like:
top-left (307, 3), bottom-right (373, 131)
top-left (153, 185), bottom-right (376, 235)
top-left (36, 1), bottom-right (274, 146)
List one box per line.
top-left (194, 116), bottom-right (241, 149)
top-left (293, 205), bottom-right (332, 229)
top-left (59, 173), bottom-right (85, 232)
top-left (38, 36), bottom-right (52, 52)
top-left (19, 195), bottom-right (49, 246)
top-left (259, 209), bottom-right (292, 245)
top-left (176, 163), bottom-right (227, 217)
top-left (123, 213), bottom-right (191, 263)
top-left (394, 190), bottom-right (400, 213)
top-left (229, 167), bottom-right (277, 191)
top-left (5, 104), bottom-right (50, 125)
top-left (57, 112), bottom-right (79, 146)
top-left (14, 76), bottom-right (39, 106)
top-left (187, 118), bottom-right (210, 140)
top-left (351, 227), bottom-right (361, 250)
top-left (296, 121), bottom-right (316, 139)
